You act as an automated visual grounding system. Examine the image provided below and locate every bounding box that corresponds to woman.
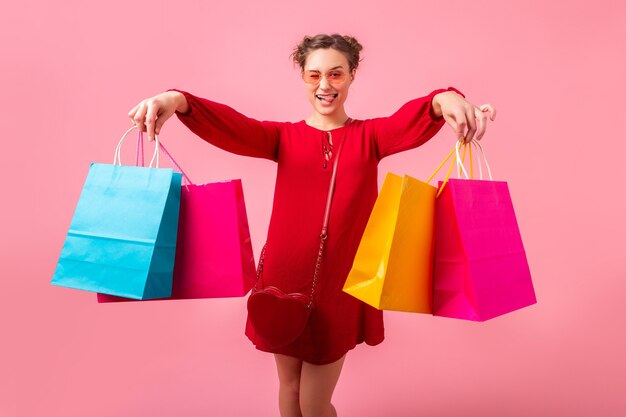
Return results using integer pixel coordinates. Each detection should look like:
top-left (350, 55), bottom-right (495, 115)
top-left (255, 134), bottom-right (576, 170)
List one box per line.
top-left (129, 34), bottom-right (495, 417)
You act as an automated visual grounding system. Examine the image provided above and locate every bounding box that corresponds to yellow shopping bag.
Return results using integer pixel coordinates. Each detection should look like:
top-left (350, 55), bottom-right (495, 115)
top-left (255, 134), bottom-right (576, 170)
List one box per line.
top-left (343, 148), bottom-right (459, 313)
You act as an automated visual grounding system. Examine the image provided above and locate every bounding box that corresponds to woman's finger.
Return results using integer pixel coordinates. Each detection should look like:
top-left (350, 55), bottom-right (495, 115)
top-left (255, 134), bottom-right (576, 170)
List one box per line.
top-left (475, 107), bottom-right (488, 140)
top-left (127, 103), bottom-right (140, 121)
top-left (464, 106), bottom-right (478, 143)
top-left (145, 100), bottom-right (159, 141)
top-left (155, 109), bottom-right (173, 136)
top-left (455, 109), bottom-right (469, 142)
top-left (132, 102), bottom-right (148, 133)
top-left (444, 112), bottom-right (464, 142)
top-left (479, 103), bottom-right (496, 121)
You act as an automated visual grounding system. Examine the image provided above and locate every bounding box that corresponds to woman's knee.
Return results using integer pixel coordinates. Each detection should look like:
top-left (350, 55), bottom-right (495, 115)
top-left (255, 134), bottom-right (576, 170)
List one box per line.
top-left (280, 377), bottom-right (301, 397)
top-left (299, 356), bottom-right (346, 417)
top-left (300, 401), bottom-right (336, 417)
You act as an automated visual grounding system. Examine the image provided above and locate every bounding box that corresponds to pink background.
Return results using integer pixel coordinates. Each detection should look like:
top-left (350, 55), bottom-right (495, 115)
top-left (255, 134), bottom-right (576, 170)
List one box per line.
top-left (2, 0), bottom-right (625, 416)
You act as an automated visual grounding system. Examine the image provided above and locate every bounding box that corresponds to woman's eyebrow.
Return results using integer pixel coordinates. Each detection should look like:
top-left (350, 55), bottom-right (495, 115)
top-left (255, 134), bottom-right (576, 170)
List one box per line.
top-left (305, 65), bottom-right (346, 72)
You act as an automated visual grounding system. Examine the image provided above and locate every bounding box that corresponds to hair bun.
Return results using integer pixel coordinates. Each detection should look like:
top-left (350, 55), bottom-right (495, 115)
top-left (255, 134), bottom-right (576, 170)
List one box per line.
top-left (291, 33), bottom-right (363, 71)
top-left (342, 35), bottom-right (363, 53)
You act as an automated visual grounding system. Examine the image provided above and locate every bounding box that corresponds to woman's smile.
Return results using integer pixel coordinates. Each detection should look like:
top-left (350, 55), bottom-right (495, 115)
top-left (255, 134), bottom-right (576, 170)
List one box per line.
top-left (315, 93), bottom-right (338, 103)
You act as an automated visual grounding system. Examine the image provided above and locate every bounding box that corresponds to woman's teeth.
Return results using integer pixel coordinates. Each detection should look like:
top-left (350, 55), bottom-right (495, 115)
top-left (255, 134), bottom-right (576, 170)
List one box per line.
top-left (316, 94), bottom-right (338, 103)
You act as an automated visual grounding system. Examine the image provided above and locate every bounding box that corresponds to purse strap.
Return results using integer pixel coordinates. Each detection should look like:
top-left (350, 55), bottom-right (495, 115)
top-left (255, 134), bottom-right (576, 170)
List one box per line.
top-left (254, 119), bottom-right (353, 309)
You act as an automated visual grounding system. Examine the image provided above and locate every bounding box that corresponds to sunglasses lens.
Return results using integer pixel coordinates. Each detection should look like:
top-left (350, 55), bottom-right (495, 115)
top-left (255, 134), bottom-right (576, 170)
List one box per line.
top-left (303, 71), bottom-right (321, 84)
top-left (302, 71), bottom-right (347, 85)
top-left (327, 71), bottom-right (346, 85)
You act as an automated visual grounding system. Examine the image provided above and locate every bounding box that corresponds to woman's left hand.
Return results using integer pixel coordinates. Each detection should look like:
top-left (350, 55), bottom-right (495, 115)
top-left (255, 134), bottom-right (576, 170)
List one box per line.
top-left (432, 91), bottom-right (496, 143)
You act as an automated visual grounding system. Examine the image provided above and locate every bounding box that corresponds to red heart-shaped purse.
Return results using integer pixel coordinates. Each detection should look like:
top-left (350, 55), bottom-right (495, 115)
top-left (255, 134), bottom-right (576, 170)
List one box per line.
top-left (247, 286), bottom-right (313, 349)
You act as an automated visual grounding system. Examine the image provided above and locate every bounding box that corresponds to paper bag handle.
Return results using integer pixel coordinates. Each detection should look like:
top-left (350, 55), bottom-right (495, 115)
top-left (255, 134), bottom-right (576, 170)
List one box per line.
top-left (114, 126), bottom-right (160, 168)
top-left (455, 140), bottom-right (493, 181)
top-left (115, 126), bottom-right (193, 185)
top-left (432, 140), bottom-right (493, 198)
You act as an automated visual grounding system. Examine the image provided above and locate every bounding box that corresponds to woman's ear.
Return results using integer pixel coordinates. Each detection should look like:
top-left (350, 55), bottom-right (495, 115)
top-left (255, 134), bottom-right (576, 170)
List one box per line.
top-left (351, 69), bottom-right (356, 81)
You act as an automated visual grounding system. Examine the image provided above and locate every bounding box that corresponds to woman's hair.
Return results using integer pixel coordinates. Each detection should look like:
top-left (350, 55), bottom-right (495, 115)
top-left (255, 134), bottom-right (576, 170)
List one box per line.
top-left (291, 34), bottom-right (363, 72)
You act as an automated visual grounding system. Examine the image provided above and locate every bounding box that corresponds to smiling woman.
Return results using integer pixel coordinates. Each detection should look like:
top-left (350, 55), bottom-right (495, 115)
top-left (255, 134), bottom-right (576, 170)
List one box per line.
top-left (292, 35), bottom-right (362, 131)
top-left (302, 48), bottom-right (354, 128)
top-left (127, 33), bottom-right (495, 417)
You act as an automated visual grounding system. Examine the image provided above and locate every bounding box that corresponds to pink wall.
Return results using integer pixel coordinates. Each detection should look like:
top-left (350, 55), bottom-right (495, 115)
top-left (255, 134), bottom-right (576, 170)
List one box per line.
top-left (3, 0), bottom-right (625, 416)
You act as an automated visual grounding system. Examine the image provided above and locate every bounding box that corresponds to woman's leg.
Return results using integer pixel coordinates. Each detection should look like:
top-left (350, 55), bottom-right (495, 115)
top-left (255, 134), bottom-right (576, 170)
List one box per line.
top-left (299, 354), bottom-right (346, 417)
top-left (274, 354), bottom-right (304, 417)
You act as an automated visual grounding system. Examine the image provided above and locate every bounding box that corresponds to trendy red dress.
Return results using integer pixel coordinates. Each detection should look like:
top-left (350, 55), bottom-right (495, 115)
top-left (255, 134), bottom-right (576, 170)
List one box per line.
top-left (173, 87), bottom-right (460, 365)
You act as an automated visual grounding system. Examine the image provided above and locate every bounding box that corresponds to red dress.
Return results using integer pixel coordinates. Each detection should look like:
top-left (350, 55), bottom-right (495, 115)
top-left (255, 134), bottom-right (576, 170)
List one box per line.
top-left (173, 87), bottom-right (460, 365)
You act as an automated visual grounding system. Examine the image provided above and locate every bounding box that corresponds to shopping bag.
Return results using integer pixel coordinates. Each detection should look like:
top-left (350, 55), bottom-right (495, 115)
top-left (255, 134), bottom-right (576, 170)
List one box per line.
top-left (98, 139), bottom-right (256, 302)
top-left (51, 127), bottom-right (182, 299)
top-left (342, 149), bottom-right (457, 313)
top-left (433, 142), bottom-right (536, 321)
top-left (342, 173), bottom-right (435, 312)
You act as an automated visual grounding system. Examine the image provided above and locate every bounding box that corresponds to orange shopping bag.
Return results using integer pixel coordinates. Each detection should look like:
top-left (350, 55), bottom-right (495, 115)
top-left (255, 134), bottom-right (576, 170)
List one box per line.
top-left (342, 150), bottom-right (456, 313)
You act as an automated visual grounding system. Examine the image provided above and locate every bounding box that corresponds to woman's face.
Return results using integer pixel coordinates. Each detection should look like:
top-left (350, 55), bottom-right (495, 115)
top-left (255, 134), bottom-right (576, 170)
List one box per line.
top-left (302, 48), bottom-right (355, 118)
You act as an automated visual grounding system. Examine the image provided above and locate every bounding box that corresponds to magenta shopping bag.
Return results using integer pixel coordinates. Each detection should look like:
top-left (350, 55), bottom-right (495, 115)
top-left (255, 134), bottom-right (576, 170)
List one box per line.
top-left (98, 141), bottom-right (256, 302)
top-left (433, 143), bottom-right (536, 321)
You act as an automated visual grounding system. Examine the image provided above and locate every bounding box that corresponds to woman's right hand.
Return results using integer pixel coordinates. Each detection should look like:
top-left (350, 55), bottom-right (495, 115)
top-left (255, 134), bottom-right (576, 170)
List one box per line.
top-left (127, 91), bottom-right (188, 141)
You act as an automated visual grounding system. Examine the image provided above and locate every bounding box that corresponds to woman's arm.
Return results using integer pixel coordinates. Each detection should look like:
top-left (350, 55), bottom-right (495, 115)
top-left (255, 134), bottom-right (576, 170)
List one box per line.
top-left (128, 90), bottom-right (282, 162)
top-left (370, 87), bottom-right (496, 160)
top-left (370, 87), bottom-right (462, 160)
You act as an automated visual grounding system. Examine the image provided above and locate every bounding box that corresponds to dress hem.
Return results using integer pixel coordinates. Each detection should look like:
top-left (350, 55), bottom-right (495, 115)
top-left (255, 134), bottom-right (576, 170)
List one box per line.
top-left (248, 335), bottom-right (385, 366)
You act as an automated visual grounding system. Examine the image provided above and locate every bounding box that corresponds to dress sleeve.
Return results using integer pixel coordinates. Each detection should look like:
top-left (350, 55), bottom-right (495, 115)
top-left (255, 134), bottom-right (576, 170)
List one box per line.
top-left (370, 87), bottom-right (464, 160)
top-left (169, 89), bottom-right (282, 162)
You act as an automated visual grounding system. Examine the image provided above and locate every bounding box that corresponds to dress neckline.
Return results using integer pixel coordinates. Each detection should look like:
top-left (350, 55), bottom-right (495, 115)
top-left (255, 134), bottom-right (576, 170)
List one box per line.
top-left (299, 118), bottom-right (353, 132)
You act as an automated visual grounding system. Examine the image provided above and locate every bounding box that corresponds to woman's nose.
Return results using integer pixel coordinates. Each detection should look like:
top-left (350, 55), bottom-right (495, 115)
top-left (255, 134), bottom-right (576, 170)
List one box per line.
top-left (319, 76), bottom-right (332, 90)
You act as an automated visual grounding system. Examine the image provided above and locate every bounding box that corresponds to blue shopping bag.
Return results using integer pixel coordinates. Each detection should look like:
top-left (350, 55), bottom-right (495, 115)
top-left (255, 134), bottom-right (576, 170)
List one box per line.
top-left (51, 128), bottom-right (182, 299)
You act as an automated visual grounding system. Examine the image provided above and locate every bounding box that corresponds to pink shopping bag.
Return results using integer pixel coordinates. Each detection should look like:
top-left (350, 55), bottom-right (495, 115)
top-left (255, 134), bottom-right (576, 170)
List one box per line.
top-left (98, 140), bottom-right (256, 302)
top-left (433, 143), bottom-right (536, 321)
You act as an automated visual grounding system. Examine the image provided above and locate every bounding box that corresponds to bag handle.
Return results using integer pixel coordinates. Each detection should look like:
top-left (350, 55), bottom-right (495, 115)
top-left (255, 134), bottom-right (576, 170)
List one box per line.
top-left (471, 140), bottom-right (493, 180)
top-left (426, 145), bottom-right (460, 198)
top-left (136, 131), bottom-right (144, 167)
top-left (135, 131), bottom-right (193, 185)
top-left (120, 127), bottom-right (194, 185)
top-left (455, 140), bottom-right (493, 181)
top-left (426, 147), bottom-right (456, 184)
top-left (430, 140), bottom-right (494, 197)
top-left (426, 140), bottom-right (476, 185)
top-left (114, 126), bottom-right (160, 168)
top-left (158, 140), bottom-right (193, 185)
